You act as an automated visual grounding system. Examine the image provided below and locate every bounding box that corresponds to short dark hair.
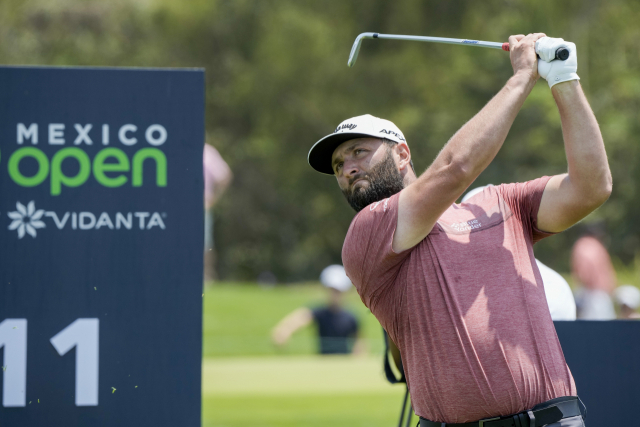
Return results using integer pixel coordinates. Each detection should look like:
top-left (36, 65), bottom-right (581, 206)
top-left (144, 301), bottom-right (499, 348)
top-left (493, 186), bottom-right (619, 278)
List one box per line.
top-left (382, 138), bottom-right (415, 174)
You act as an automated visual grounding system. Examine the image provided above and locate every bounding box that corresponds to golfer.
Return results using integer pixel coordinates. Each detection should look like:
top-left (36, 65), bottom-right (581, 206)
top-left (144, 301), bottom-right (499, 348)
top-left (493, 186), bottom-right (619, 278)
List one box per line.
top-left (307, 33), bottom-right (611, 426)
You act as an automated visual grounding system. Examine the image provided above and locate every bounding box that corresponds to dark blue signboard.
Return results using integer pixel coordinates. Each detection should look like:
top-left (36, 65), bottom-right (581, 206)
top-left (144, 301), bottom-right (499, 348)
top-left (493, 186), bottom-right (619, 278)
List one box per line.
top-left (555, 321), bottom-right (640, 426)
top-left (0, 67), bottom-right (204, 426)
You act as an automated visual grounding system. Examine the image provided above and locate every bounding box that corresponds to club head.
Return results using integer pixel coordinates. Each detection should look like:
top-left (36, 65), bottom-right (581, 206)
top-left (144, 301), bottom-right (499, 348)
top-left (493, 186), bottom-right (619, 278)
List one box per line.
top-left (347, 32), bottom-right (377, 67)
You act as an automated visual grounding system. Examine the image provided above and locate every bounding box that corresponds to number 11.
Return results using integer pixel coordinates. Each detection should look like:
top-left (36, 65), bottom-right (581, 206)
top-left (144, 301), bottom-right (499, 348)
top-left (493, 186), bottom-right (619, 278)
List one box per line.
top-left (0, 318), bottom-right (99, 407)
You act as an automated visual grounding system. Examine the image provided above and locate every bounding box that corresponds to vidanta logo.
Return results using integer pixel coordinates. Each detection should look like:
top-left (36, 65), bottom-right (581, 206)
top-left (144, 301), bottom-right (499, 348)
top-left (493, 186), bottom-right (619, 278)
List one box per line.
top-left (8, 201), bottom-right (46, 238)
top-left (6, 201), bottom-right (166, 239)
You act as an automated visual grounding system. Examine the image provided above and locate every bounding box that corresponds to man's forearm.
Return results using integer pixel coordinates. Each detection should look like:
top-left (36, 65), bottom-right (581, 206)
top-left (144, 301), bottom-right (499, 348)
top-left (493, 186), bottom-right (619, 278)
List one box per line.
top-left (553, 81), bottom-right (612, 203)
top-left (435, 71), bottom-right (536, 183)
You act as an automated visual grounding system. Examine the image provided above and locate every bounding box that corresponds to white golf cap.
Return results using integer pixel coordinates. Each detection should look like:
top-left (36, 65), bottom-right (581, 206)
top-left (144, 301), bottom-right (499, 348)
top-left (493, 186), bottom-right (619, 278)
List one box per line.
top-left (308, 114), bottom-right (406, 175)
top-left (320, 264), bottom-right (353, 292)
top-left (614, 285), bottom-right (640, 309)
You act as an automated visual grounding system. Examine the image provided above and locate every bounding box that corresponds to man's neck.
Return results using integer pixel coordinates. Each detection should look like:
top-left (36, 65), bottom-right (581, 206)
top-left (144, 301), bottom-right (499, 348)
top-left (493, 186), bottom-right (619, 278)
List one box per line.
top-left (403, 170), bottom-right (418, 188)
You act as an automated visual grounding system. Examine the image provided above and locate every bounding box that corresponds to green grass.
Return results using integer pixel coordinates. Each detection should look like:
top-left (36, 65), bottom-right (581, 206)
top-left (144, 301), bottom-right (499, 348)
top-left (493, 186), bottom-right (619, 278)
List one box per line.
top-left (203, 391), bottom-right (407, 427)
top-left (203, 356), bottom-right (396, 395)
top-left (202, 282), bottom-right (386, 357)
top-left (201, 283), bottom-right (407, 427)
top-left (202, 355), bottom-right (407, 427)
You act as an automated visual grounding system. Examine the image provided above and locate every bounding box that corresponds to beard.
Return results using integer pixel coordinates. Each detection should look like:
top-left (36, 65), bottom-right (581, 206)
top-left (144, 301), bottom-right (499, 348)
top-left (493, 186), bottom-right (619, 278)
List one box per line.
top-left (341, 148), bottom-right (405, 212)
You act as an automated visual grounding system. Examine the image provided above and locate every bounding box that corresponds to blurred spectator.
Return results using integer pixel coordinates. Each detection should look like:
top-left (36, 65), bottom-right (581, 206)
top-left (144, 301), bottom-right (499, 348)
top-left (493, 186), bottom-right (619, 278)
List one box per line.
top-left (614, 285), bottom-right (640, 319)
top-left (257, 271), bottom-right (277, 288)
top-left (573, 289), bottom-right (616, 320)
top-left (536, 259), bottom-right (576, 320)
top-left (271, 265), bottom-right (364, 355)
top-left (203, 144), bottom-right (232, 282)
top-left (571, 235), bottom-right (616, 293)
top-left (462, 187), bottom-right (577, 320)
top-left (571, 235), bottom-right (616, 319)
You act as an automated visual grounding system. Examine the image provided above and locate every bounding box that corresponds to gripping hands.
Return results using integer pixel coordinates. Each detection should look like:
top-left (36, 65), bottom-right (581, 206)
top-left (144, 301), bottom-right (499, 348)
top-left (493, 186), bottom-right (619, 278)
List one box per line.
top-left (536, 37), bottom-right (579, 88)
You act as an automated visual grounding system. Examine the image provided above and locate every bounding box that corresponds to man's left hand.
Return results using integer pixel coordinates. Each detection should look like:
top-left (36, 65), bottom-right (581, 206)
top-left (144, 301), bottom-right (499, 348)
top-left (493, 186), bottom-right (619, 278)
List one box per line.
top-left (537, 37), bottom-right (580, 88)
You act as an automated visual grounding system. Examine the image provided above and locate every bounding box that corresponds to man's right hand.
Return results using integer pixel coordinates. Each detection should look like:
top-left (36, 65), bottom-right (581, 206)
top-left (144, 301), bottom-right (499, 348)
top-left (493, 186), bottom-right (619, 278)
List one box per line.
top-left (508, 33), bottom-right (547, 83)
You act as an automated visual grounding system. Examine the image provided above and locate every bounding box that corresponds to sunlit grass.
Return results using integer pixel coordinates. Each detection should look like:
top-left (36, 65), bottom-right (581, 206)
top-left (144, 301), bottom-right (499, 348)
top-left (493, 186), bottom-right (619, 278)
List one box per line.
top-left (201, 283), bottom-right (407, 427)
top-left (201, 355), bottom-right (407, 427)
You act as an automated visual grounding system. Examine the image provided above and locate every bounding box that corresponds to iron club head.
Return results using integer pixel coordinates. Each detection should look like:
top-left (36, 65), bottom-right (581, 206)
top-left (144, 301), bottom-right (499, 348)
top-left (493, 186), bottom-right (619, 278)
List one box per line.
top-left (347, 32), bottom-right (377, 67)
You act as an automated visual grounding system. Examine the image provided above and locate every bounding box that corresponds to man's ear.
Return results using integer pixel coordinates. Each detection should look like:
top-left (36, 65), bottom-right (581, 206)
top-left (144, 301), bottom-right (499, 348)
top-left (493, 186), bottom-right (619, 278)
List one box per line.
top-left (395, 142), bottom-right (411, 171)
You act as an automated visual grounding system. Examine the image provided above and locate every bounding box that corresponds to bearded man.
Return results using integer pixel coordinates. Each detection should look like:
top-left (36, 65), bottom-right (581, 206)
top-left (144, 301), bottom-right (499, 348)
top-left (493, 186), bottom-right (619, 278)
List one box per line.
top-left (307, 34), bottom-right (611, 427)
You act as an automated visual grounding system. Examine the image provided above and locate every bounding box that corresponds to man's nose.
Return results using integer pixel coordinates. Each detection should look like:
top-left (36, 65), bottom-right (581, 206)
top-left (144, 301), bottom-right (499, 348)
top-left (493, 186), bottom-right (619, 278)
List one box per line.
top-left (343, 159), bottom-right (359, 177)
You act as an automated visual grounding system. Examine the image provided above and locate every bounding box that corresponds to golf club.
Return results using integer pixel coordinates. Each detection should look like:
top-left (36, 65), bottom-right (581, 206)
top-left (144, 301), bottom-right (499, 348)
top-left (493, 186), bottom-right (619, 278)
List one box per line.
top-left (347, 32), bottom-right (569, 67)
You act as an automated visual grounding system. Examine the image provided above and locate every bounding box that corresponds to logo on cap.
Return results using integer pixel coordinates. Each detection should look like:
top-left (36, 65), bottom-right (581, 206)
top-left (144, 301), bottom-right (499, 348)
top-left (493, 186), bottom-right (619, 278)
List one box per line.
top-left (335, 123), bottom-right (357, 133)
top-left (380, 129), bottom-right (405, 141)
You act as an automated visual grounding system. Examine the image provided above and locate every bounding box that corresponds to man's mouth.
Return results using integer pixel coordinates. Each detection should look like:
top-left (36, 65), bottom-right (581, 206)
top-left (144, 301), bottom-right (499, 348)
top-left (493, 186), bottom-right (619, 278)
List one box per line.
top-left (351, 177), bottom-right (367, 187)
top-left (351, 178), bottom-right (368, 190)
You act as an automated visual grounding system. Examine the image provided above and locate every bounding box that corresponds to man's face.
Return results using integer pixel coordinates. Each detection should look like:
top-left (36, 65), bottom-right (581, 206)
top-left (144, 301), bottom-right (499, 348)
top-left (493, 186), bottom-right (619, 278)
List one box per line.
top-left (331, 138), bottom-right (405, 212)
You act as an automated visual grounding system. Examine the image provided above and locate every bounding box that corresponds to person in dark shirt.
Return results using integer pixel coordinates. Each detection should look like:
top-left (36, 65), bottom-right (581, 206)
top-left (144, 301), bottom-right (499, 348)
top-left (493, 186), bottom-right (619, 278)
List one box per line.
top-left (311, 303), bottom-right (359, 354)
top-left (271, 265), bottom-right (363, 354)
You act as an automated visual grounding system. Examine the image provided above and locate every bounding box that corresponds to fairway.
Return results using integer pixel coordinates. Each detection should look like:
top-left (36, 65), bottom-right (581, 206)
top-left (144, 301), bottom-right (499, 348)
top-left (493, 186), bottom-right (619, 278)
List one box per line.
top-left (201, 284), bottom-right (411, 426)
top-left (203, 355), bottom-right (398, 395)
top-left (202, 355), bottom-right (407, 427)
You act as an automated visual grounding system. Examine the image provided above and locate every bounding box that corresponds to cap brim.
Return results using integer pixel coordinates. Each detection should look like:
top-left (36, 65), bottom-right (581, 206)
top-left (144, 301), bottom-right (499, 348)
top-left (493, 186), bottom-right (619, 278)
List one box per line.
top-left (308, 132), bottom-right (375, 175)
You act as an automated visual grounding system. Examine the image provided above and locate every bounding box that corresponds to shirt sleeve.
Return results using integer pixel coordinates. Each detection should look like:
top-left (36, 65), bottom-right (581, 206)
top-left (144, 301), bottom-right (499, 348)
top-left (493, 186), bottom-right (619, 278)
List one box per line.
top-left (496, 176), bottom-right (555, 244)
top-left (204, 144), bottom-right (232, 185)
top-left (341, 194), bottom-right (411, 310)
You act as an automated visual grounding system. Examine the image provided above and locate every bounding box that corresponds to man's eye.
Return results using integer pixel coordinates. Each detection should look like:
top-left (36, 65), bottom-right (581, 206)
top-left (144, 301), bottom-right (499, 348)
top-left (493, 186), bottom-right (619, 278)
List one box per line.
top-left (354, 149), bottom-right (363, 155)
top-left (335, 163), bottom-right (343, 172)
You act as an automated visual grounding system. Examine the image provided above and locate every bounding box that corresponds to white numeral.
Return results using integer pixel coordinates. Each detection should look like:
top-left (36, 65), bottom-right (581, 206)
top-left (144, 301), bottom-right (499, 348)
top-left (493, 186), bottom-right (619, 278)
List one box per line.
top-left (50, 318), bottom-right (100, 406)
top-left (1, 318), bottom-right (99, 407)
top-left (0, 319), bottom-right (27, 407)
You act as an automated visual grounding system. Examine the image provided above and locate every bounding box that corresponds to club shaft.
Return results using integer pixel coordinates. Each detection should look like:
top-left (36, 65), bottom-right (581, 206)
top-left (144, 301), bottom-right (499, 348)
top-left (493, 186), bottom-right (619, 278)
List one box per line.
top-left (348, 32), bottom-right (506, 67)
top-left (377, 33), bottom-right (504, 49)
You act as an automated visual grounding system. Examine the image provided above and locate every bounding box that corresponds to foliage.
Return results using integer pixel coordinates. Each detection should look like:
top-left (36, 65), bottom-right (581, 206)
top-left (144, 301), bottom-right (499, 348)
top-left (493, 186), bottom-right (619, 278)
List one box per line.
top-left (1, 0), bottom-right (639, 280)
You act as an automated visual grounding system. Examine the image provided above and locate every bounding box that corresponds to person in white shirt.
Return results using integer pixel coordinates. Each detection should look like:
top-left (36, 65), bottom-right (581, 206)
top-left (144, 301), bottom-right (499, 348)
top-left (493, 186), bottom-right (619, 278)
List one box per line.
top-left (614, 285), bottom-right (640, 319)
top-left (535, 259), bottom-right (576, 320)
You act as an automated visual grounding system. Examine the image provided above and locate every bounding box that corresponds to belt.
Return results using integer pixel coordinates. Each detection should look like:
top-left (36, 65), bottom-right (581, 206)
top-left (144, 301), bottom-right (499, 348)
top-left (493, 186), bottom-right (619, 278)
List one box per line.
top-left (419, 396), bottom-right (583, 427)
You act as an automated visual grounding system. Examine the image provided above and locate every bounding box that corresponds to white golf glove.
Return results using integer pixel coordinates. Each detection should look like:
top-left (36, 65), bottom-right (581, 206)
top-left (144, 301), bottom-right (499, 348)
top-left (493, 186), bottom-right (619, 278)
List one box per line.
top-left (536, 37), bottom-right (579, 88)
